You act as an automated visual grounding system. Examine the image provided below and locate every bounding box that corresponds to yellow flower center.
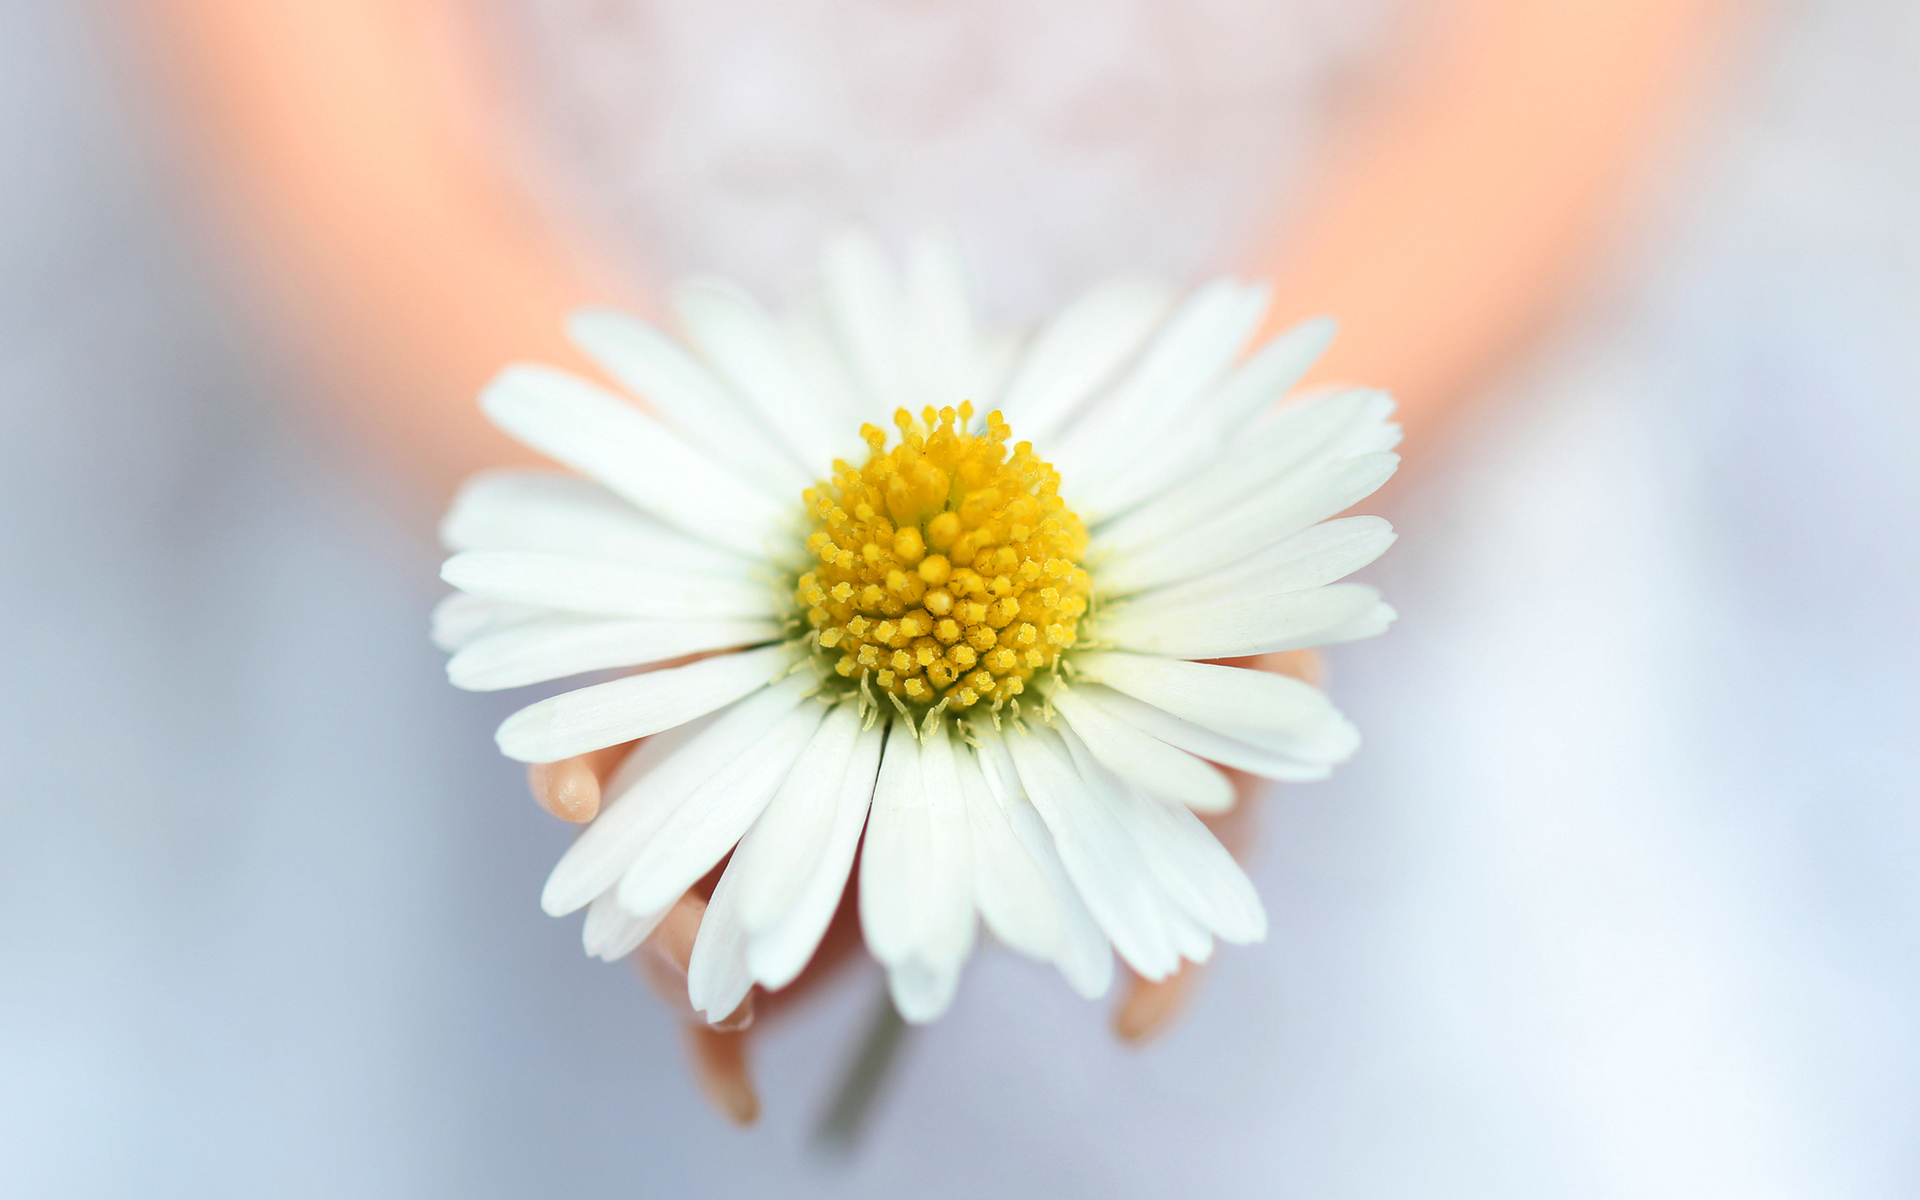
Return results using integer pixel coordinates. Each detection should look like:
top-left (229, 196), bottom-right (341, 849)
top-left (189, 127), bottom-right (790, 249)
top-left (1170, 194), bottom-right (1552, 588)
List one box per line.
top-left (795, 403), bottom-right (1091, 716)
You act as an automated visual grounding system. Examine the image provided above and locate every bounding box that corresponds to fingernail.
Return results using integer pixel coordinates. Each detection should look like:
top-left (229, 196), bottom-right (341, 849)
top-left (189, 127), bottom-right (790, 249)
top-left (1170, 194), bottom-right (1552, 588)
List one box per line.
top-left (1113, 967), bottom-right (1196, 1044)
top-left (710, 994), bottom-right (755, 1033)
top-left (529, 759), bottom-right (599, 823)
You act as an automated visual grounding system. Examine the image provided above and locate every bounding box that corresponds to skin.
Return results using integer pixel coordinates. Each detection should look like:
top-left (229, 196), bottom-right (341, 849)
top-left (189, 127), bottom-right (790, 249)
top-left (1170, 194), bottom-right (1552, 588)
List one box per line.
top-left (1261, 0), bottom-right (1739, 451)
top-left (131, 0), bottom-right (1737, 1124)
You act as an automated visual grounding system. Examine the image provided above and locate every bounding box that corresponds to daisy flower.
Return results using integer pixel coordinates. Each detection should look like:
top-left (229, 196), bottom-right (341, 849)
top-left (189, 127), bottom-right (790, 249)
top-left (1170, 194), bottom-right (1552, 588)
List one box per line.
top-left (433, 232), bottom-right (1398, 1023)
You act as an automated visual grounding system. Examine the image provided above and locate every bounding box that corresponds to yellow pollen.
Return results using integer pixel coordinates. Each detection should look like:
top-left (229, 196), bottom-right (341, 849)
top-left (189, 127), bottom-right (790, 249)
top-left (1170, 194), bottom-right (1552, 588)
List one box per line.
top-left (796, 404), bottom-right (1089, 712)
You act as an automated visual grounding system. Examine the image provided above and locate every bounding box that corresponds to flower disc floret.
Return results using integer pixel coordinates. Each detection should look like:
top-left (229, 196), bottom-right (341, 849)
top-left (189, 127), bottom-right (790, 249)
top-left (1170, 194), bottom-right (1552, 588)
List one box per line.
top-left (795, 403), bottom-right (1091, 714)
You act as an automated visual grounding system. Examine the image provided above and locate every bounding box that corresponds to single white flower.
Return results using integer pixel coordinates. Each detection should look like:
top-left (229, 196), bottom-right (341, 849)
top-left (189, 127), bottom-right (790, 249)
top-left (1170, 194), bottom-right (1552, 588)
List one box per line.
top-left (433, 232), bottom-right (1398, 1023)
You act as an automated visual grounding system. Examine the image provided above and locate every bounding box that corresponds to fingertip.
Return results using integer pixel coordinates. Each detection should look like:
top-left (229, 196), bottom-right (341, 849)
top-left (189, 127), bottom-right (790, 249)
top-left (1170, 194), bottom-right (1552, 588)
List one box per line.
top-left (528, 757), bottom-right (600, 823)
top-left (710, 993), bottom-right (756, 1033)
top-left (686, 1025), bottom-right (760, 1126)
top-left (1264, 648), bottom-right (1323, 686)
top-left (634, 891), bottom-right (711, 1014)
top-left (636, 940), bottom-right (694, 1013)
top-left (648, 891), bottom-right (708, 976)
top-left (1113, 964), bottom-right (1202, 1044)
top-left (528, 743), bottom-right (639, 824)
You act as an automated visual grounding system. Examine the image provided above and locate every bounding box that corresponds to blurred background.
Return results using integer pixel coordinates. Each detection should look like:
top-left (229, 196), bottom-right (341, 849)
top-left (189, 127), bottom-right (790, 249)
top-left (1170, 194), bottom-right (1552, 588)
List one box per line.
top-left (2, 0), bottom-right (1916, 1196)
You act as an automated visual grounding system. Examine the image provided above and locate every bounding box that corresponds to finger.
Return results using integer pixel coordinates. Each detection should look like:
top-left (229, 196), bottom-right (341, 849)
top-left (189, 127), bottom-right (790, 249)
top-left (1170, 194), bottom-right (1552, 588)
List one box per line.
top-left (755, 865), bottom-right (864, 1023)
top-left (1203, 731), bottom-right (1273, 860)
top-left (710, 995), bottom-right (755, 1033)
top-left (1204, 647), bottom-right (1323, 686)
top-left (1258, 647), bottom-right (1322, 685)
top-left (636, 890), bottom-right (707, 1014)
top-left (685, 1024), bottom-right (759, 1126)
top-left (524, 656), bottom-right (718, 822)
top-left (1193, 648), bottom-right (1322, 851)
top-left (644, 889), bottom-right (758, 1123)
top-left (1114, 961), bottom-right (1205, 1043)
top-left (526, 741), bottom-right (635, 823)
top-left (1201, 778), bottom-right (1262, 859)
top-left (635, 887), bottom-right (760, 1025)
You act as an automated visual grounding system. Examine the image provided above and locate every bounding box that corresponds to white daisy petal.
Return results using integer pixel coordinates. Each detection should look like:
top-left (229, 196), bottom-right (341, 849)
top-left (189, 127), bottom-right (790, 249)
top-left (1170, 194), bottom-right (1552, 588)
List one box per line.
top-left (1003, 723), bottom-right (1179, 981)
top-left (733, 701), bottom-right (865, 932)
top-left (1053, 725), bottom-right (1228, 965)
top-left (1107, 547), bottom-right (1396, 644)
top-left (540, 704), bottom-right (738, 916)
top-left (744, 719), bottom-right (884, 990)
top-left (1106, 782), bottom-right (1266, 944)
top-left (540, 680), bottom-right (813, 916)
top-left (1049, 684), bottom-right (1235, 813)
top-left (976, 729), bottom-right (1115, 999)
top-left (1071, 683), bottom-right (1338, 782)
top-left (566, 308), bottom-right (810, 499)
top-left (995, 278), bottom-right (1172, 444)
top-left (1097, 453), bottom-right (1400, 596)
top-left (970, 327), bottom-right (1024, 417)
top-left (441, 470), bottom-right (753, 573)
top-left (1071, 650), bottom-right (1360, 761)
top-left (860, 723), bottom-right (976, 1024)
top-left (888, 959), bottom-right (965, 1024)
top-left (857, 720), bottom-right (923, 967)
top-left (496, 642), bottom-right (792, 764)
top-left (1192, 316), bottom-right (1339, 438)
top-left (447, 614), bottom-right (779, 692)
top-left (915, 726), bottom-right (978, 969)
top-left (1133, 515), bottom-right (1396, 616)
top-left (820, 229), bottom-right (906, 412)
top-left (429, 591), bottom-right (540, 652)
top-left (1159, 898), bottom-right (1215, 966)
top-left (1093, 388), bottom-right (1398, 559)
top-left (1319, 600), bottom-right (1399, 645)
top-left (615, 700), bottom-right (827, 917)
top-left (685, 853), bottom-right (754, 1022)
top-left (955, 743), bottom-right (1066, 962)
top-left (779, 294), bottom-right (868, 456)
top-left (672, 279), bottom-right (841, 470)
top-left (901, 232), bottom-right (979, 414)
top-left (1062, 279), bottom-right (1254, 432)
top-left (440, 550), bottom-right (775, 621)
top-left (582, 887), bottom-right (667, 963)
top-left (1053, 280), bottom-right (1268, 496)
top-left (1100, 582), bottom-right (1384, 663)
top-left (1082, 318), bottom-right (1340, 522)
top-left (480, 365), bottom-right (781, 556)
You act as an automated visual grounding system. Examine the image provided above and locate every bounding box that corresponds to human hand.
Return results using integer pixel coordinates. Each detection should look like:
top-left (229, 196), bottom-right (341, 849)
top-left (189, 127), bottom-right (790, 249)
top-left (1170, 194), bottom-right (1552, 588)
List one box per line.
top-left (528, 649), bottom-right (1321, 1123)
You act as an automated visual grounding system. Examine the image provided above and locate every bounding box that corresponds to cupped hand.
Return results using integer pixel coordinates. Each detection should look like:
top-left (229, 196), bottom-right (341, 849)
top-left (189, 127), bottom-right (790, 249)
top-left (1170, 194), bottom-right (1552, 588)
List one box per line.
top-left (529, 649), bottom-right (1320, 1123)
